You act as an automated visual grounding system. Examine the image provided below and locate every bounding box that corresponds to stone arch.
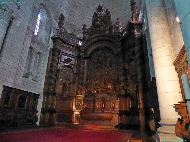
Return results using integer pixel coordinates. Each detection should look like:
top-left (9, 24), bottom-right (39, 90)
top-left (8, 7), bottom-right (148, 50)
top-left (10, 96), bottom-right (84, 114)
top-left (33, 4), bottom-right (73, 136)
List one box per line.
top-left (84, 35), bottom-right (121, 58)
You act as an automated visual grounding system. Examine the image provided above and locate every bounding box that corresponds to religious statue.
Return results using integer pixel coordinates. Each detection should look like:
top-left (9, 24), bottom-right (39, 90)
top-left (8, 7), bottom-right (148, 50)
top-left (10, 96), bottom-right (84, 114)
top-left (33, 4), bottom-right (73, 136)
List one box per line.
top-left (92, 5), bottom-right (104, 28)
top-left (58, 14), bottom-right (65, 33)
top-left (113, 18), bottom-right (122, 33)
top-left (104, 9), bottom-right (111, 32)
top-left (82, 24), bottom-right (87, 40)
top-left (83, 5), bottom-right (121, 38)
top-left (105, 9), bottom-right (111, 24)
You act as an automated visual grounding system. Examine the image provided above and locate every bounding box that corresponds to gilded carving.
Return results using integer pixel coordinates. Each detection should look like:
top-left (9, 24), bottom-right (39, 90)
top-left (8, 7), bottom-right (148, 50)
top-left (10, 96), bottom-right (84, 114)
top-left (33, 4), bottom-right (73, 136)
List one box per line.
top-left (174, 46), bottom-right (188, 99)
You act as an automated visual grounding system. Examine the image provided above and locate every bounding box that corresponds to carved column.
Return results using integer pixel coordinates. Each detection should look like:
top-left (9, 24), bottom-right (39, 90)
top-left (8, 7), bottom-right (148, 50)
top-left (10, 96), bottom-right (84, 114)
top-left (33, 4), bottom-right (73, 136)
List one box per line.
top-left (173, 47), bottom-right (190, 140)
top-left (40, 37), bottom-right (61, 126)
top-left (133, 22), bottom-right (146, 133)
top-left (174, 47), bottom-right (188, 100)
top-left (145, 0), bottom-right (183, 141)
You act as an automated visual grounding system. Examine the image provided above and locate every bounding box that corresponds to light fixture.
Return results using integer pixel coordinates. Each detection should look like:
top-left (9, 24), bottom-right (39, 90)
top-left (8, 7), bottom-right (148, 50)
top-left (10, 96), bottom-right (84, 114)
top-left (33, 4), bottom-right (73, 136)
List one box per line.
top-left (78, 40), bottom-right (82, 46)
top-left (122, 31), bottom-right (127, 36)
top-left (176, 16), bottom-right (180, 23)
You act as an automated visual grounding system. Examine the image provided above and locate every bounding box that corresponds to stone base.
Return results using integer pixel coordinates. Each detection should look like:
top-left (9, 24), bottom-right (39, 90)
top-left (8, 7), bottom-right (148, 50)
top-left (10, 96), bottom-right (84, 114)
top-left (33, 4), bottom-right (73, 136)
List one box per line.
top-left (156, 124), bottom-right (183, 142)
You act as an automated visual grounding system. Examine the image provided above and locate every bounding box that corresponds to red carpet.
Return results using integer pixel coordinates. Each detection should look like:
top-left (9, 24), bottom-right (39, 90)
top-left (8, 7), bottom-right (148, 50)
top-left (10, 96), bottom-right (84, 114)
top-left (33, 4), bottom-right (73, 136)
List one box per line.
top-left (0, 128), bottom-right (132, 142)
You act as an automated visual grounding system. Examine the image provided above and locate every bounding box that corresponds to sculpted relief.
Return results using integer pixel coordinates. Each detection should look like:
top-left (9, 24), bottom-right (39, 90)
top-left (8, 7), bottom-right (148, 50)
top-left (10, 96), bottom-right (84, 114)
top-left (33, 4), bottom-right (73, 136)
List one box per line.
top-left (86, 48), bottom-right (118, 96)
top-left (56, 66), bottom-right (74, 97)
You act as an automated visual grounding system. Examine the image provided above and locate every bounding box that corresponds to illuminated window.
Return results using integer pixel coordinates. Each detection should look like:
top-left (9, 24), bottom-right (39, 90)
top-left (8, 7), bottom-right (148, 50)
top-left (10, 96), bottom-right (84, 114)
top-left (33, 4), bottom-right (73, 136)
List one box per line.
top-left (34, 13), bottom-right (41, 35)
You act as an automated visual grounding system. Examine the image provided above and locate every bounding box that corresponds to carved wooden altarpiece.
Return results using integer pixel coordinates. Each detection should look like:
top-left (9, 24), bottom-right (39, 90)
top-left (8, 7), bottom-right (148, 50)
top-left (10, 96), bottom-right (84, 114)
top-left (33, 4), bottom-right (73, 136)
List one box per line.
top-left (41, 5), bottom-right (146, 129)
top-left (173, 47), bottom-right (190, 140)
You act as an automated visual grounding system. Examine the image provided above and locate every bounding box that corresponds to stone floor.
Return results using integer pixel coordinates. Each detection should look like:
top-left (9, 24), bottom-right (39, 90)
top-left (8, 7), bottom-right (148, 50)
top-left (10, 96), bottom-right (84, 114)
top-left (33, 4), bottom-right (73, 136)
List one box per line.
top-left (0, 126), bottom-right (156, 142)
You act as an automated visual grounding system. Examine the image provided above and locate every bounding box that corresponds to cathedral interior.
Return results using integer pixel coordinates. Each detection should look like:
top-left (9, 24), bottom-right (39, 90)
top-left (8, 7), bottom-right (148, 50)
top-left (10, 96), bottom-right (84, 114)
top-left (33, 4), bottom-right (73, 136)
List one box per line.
top-left (0, 0), bottom-right (190, 142)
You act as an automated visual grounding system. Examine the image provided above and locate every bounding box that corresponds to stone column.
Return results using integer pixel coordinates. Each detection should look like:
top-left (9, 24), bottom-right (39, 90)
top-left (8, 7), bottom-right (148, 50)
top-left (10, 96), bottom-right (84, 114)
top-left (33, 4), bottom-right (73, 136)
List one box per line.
top-left (145, 0), bottom-right (183, 141)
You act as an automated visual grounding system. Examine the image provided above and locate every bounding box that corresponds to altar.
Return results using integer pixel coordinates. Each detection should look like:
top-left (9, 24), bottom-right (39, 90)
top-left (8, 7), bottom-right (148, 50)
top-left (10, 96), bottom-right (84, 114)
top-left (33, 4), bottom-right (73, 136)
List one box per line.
top-left (41, 5), bottom-right (141, 129)
top-left (81, 93), bottom-right (119, 126)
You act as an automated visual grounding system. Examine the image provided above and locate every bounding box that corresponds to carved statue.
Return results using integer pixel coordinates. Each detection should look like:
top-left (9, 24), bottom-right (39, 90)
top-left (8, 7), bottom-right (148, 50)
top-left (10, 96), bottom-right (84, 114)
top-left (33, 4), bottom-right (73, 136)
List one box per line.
top-left (58, 14), bottom-right (65, 32)
top-left (174, 102), bottom-right (190, 141)
top-left (89, 5), bottom-right (113, 35)
top-left (113, 18), bottom-right (122, 33)
top-left (83, 5), bottom-right (122, 38)
top-left (105, 9), bottom-right (111, 24)
top-left (104, 9), bottom-right (111, 32)
top-left (92, 5), bottom-right (103, 25)
top-left (130, 0), bottom-right (138, 22)
top-left (82, 24), bottom-right (87, 40)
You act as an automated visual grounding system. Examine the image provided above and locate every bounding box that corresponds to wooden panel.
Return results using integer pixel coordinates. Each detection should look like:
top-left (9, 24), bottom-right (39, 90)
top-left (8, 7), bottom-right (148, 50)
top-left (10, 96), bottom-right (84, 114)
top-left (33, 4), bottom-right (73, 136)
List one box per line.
top-left (0, 85), bottom-right (39, 129)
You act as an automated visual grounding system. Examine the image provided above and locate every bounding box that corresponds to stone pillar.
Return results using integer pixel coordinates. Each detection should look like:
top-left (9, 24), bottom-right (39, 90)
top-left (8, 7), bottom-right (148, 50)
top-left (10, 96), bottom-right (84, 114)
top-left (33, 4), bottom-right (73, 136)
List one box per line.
top-left (145, 0), bottom-right (183, 141)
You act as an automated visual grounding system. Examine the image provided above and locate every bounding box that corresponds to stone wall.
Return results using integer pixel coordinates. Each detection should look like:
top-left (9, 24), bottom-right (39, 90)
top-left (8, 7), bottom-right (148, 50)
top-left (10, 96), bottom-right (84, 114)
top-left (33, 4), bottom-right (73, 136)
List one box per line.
top-left (0, 0), bottom-right (57, 124)
top-left (164, 0), bottom-right (184, 57)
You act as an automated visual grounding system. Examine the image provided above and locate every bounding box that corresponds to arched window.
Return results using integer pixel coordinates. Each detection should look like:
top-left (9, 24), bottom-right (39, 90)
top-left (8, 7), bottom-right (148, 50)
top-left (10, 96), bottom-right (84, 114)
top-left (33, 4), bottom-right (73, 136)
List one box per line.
top-left (33, 5), bottom-right (51, 43)
top-left (34, 13), bottom-right (41, 36)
